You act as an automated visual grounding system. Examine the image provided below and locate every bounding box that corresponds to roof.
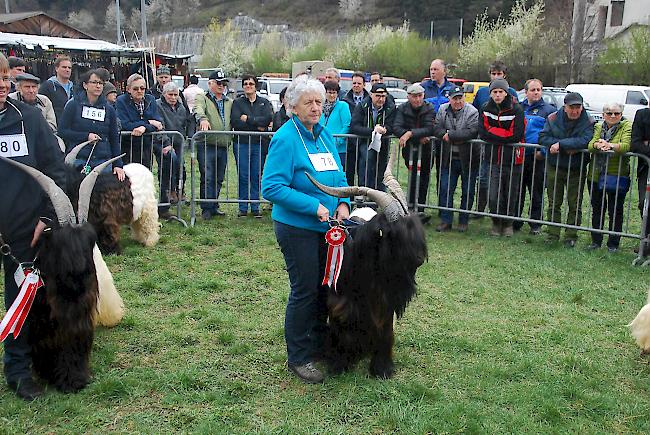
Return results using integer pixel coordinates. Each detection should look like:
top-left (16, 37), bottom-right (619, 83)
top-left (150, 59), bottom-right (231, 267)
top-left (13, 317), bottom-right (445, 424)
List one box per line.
top-left (0, 11), bottom-right (94, 39)
top-left (0, 32), bottom-right (143, 55)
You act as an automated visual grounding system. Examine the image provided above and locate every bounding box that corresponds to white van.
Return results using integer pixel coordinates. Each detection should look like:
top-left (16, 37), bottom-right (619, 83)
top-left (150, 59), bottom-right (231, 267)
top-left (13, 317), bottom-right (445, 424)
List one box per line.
top-left (565, 84), bottom-right (650, 120)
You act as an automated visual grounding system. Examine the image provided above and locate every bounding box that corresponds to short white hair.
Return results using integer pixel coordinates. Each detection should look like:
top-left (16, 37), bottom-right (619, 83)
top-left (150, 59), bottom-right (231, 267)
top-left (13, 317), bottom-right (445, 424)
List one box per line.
top-left (286, 75), bottom-right (325, 111)
top-left (127, 73), bottom-right (144, 88)
top-left (603, 102), bottom-right (624, 113)
top-left (162, 82), bottom-right (179, 94)
top-left (325, 67), bottom-right (340, 80)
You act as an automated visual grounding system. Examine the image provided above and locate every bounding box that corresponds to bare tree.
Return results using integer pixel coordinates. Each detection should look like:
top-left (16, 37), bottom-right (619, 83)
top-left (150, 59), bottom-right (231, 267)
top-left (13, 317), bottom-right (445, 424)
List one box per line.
top-left (339, 0), bottom-right (363, 21)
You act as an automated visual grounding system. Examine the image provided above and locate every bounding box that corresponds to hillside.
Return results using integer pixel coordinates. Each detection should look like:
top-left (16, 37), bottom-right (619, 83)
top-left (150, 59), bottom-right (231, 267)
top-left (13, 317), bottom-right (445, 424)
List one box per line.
top-left (14, 0), bottom-right (521, 37)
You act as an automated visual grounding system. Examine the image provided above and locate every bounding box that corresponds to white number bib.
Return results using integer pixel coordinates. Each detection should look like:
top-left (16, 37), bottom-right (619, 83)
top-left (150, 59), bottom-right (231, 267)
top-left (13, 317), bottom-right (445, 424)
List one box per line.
top-left (309, 152), bottom-right (338, 172)
top-left (0, 134), bottom-right (28, 157)
top-left (81, 106), bottom-right (105, 122)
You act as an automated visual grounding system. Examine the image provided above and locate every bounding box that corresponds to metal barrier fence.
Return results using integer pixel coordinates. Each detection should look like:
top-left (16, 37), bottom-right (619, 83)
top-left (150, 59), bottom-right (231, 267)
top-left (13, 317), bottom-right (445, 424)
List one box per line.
top-left (120, 131), bottom-right (188, 227)
top-left (185, 130), bottom-right (650, 265)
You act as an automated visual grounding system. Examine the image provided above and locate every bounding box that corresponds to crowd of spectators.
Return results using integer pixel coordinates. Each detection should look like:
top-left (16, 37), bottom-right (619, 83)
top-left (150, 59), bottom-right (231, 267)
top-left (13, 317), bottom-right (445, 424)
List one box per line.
top-left (7, 54), bottom-right (650, 252)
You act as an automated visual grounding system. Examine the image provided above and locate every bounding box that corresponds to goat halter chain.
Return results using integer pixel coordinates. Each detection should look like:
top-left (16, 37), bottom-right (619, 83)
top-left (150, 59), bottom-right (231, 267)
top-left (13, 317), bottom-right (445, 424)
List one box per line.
top-left (322, 219), bottom-right (347, 292)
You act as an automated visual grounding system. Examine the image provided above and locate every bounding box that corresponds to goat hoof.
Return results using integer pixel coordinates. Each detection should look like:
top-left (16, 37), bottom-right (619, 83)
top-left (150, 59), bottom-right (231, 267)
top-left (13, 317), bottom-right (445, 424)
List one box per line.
top-left (369, 361), bottom-right (395, 379)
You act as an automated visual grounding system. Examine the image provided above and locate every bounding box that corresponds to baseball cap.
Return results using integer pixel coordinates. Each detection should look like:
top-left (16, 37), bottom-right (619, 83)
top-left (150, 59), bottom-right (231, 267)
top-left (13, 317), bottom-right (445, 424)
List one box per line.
top-left (448, 86), bottom-right (464, 98)
top-left (209, 70), bottom-right (229, 82)
top-left (370, 83), bottom-right (388, 93)
top-left (564, 92), bottom-right (584, 106)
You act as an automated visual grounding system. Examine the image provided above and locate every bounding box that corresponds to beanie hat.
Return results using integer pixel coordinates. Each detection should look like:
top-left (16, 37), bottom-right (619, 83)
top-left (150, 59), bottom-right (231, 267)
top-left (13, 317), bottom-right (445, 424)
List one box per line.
top-left (489, 78), bottom-right (509, 93)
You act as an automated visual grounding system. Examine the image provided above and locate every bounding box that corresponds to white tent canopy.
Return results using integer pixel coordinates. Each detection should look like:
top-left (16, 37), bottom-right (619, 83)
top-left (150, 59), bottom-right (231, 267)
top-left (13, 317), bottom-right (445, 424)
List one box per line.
top-left (0, 32), bottom-right (144, 55)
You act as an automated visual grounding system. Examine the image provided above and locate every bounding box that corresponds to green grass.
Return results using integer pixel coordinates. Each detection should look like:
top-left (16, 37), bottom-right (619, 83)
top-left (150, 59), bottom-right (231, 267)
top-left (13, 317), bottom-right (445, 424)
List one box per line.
top-left (1, 204), bottom-right (650, 433)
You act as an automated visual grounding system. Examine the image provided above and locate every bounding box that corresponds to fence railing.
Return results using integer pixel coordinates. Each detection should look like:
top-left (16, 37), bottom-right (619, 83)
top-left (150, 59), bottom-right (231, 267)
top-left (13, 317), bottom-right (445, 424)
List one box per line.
top-left (128, 130), bottom-right (650, 266)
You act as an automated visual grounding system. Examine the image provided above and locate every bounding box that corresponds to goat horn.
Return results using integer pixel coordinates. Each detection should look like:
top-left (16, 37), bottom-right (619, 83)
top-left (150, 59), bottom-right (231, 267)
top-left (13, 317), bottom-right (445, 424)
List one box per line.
top-left (383, 145), bottom-right (409, 215)
top-left (77, 154), bottom-right (126, 224)
top-left (0, 156), bottom-right (75, 226)
top-left (64, 140), bottom-right (96, 166)
top-left (305, 172), bottom-right (396, 210)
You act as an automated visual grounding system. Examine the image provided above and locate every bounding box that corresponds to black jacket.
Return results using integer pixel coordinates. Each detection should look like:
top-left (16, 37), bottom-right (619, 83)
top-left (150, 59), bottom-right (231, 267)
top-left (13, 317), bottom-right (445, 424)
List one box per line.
top-left (230, 95), bottom-right (274, 144)
top-left (349, 98), bottom-right (396, 149)
top-left (0, 99), bottom-right (66, 242)
top-left (342, 89), bottom-right (370, 114)
top-left (38, 79), bottom-right (73, 125)
top-left (273, 106), bottom-right (290, 132)
top-left (632, 108), bottom-right (650, 179)
top-left (393, 101), bottom-right (436, 148)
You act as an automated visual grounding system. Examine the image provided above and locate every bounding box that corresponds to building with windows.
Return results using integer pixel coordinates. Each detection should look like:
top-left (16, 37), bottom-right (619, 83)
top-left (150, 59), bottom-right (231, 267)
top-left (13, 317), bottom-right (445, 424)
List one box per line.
top-left (585, 0), bottom-right (649, 43)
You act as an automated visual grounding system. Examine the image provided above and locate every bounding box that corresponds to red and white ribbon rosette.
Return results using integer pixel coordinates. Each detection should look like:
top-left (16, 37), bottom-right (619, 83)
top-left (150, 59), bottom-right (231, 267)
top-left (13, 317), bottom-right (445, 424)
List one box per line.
top-left (322, 226), bottom-right (346, 291)
top-left (0, 267), bottom-right (43, 342)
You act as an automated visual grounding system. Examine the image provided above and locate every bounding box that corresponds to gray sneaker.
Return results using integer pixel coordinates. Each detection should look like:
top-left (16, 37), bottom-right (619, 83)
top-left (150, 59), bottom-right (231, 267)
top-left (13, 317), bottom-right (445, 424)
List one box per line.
top-left (288, 362), bottom-right (324, 384)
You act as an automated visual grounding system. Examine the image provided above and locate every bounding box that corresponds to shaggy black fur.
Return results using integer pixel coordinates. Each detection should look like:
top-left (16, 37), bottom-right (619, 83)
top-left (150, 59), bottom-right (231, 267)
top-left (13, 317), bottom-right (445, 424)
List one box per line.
top-left (326, 213), bottom-right (428, 378)
top-left (66, 167), bottom-right (134, 254)
top-left (30, 223), bottom-right (98, 392)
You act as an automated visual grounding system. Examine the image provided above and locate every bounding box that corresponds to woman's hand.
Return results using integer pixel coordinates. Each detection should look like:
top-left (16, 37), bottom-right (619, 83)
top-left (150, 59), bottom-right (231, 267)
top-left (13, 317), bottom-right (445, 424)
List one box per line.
top-left (88, 133), bottom-right (101, 142)
top-left (113, 167), bottom-right (125, 181)
top-left (317, 204), bottom-right (329, 222)
top-left (334, 203), bottom-right (350, 220)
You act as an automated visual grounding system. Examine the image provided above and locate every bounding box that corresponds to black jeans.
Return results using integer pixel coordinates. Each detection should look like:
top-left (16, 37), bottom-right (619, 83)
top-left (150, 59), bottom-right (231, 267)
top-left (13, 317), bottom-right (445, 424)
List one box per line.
top-left (514, 153), bottom-right (545, 230)
top-left (402, 143), bottom-right (434, 212)
top-left (591, 183), bottom-right (627, 248)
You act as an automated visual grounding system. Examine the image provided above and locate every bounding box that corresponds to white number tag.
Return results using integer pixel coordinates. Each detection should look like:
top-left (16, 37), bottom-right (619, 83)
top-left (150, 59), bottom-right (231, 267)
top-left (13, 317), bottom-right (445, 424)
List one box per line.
top-left (308, 152), bottom-right (338, 172)
top-left (81, 106), bottom-right (105, 122)
top-left (0, 134), bottom-right (28, 157)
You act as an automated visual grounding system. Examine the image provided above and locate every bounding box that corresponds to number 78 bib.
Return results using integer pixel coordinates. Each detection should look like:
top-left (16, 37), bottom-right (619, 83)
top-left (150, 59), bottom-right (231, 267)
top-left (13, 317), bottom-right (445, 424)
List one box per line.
top-left (0, 134), bottom-right (28, 158)
top-left (309, 152), bottom-right (338, 172)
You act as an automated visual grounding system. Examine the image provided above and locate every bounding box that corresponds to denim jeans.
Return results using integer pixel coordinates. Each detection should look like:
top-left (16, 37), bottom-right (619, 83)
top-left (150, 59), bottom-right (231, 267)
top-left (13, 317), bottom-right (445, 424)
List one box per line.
top-left (402, 143), bottom-right (434, 212)
top-left (197, 145), bottom-right (227, 214)
top-left (154, 148), bottom-right (178, 211)
top-left (274, 221), bottom-right (328, 366)
top-left (439, 159), bottom-right (478, 225)
top-left (233, 142), bottom-right (261, 213)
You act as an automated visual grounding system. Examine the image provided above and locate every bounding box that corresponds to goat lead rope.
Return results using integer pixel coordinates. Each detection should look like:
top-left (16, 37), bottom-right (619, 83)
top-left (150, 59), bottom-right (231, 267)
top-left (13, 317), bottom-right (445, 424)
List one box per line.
top-left (81, 140), bottom-right (99, 175)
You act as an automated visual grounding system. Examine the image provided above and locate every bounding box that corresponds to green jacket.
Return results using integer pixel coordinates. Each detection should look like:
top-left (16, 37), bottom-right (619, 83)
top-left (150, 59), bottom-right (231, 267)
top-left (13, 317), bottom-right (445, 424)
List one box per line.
top-left (587, 118), bottom-right (632, 181)
top-left (193, 93), bottom-right (232, 147)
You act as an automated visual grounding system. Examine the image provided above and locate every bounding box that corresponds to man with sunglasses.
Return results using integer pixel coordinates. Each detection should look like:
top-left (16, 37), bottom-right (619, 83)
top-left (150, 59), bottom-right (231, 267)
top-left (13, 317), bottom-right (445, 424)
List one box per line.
top-left (193, 70), bottom-right (232, 219)
top-left (231, 74), bottom-right (273, 218)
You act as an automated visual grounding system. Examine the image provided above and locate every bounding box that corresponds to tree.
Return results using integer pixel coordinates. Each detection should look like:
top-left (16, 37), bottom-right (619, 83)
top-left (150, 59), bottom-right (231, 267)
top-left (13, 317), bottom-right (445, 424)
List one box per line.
top-left (596, 27), bottom-right (650, 85)
top-left (67, 10), bottom-right (97, 34)
top-left (104, 2), bottom-right (127, 41)
top-left (339, 0), bottom-right (363, 21)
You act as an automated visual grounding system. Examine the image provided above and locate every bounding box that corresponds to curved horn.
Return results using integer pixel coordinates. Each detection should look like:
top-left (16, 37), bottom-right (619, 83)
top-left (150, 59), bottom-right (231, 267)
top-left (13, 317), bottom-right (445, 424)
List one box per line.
top-left (0, 156), bottom-right (75, 226)
top-left (383, 145), bottom-right (409, 215)
top-left (305, 172), bottom-right (396, 210)
top-left (64, 140), bottom-right (96, 166)
top-left (77, 154), bottom-right (126, 224)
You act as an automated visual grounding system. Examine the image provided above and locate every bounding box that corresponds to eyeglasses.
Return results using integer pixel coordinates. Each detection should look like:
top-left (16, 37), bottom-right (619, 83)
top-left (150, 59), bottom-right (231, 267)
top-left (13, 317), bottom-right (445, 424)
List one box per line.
top-left (243, 82), bottom-right (256, 87)
top-left (87, 80), bottom-right (104, 86)
top-left (604, 111), bottom-right (622, 116)
top-left (132, 86), bottom-right (146, 91)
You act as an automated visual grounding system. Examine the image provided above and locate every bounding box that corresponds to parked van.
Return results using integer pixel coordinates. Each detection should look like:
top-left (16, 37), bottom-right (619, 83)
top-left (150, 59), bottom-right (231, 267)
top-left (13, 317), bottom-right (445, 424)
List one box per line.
top-left (565, 84), bottom-right (650, 120)
top-left (462, 81), bottom-right (489, 104)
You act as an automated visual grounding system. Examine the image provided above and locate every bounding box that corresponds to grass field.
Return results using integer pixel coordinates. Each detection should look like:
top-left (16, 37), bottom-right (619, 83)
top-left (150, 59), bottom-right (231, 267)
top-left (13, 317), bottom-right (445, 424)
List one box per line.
top-left (1, 202), bottom-right (650, 433)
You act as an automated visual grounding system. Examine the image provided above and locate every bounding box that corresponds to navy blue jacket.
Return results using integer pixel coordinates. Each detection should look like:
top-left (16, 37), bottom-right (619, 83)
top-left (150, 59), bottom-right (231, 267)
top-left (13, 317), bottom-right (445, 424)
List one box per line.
top-left (115, 93), bottom-right (164, 153)
top-left (60, 91), bottom-right (122, 168)
top-left (421, 78), bottom-right (455, 113)
top-left (38, 78), bottom-right (73, 124)
top-left (0, 98), bottom-right (66, 241)
top-left (539, 108), bottom-right (594, 170)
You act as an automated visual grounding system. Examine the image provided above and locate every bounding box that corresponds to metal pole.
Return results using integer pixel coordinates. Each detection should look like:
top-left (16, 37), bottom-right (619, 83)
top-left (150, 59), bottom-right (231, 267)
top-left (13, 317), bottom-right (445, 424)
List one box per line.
top-left (459, 18), bottom-right (463, 45)
top-left (116, 0), bottom-right (121, 45)
top-left (429, 21), bottom-right (433, 43)
top-left (4, 0), bottom-right (10, 14)
top-left (140, 0), bottom-right (148, 47)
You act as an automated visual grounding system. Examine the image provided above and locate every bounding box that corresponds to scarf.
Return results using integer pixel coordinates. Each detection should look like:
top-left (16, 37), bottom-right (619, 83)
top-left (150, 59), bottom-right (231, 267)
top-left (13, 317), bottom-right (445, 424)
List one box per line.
top-left (323, 100), bottom-right (335, 118)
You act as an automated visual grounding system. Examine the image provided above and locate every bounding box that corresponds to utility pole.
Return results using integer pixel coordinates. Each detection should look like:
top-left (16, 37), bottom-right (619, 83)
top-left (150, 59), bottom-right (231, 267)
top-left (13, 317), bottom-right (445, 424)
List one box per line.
top-left (140, 0), bottom-right (148, 47)
top-left (4, 0), bottom-right (10, 14)
top-left (116, 0), bottom-right (121, 45)
top-left (570, 0), bottom-right (587, 82)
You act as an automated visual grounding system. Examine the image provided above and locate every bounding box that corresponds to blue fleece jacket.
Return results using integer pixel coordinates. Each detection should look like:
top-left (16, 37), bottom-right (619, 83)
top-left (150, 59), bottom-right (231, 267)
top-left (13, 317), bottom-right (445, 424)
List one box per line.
top-left (422, 77), bottom-right (455, 113)
top-left (521, 98), bottom-right (556, 155)
top-left (59, 91), bottom-right (122, 168)
top-left (262, 117), bottom-right (350, 233)
top-left (320, 100), bottom-right (351, 154)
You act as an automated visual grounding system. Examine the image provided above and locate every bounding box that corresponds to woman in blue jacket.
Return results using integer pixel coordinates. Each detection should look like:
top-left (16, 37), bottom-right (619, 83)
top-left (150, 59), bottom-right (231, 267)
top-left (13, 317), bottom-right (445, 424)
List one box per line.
top-left (262, 76), bottom-right (350, 384)
top-left (59, 69), bottom-right (124, 180)
top-left (320, 80), bottom-right (351, 166)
